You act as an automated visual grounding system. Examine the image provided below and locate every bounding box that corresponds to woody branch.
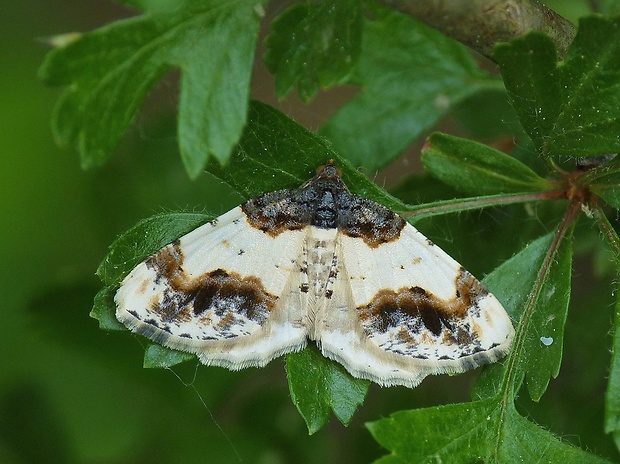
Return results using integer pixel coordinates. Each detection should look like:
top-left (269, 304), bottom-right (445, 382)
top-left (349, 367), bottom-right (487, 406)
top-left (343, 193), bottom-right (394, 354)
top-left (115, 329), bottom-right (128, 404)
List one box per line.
top-left (378, 0), bottom-right (576, 59)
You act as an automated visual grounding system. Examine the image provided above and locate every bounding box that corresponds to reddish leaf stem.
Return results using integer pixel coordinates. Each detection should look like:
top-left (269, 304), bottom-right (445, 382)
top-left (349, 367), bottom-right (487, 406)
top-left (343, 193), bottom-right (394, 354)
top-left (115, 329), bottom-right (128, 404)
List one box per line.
top-left (405, 190), bottom-right (565, 220)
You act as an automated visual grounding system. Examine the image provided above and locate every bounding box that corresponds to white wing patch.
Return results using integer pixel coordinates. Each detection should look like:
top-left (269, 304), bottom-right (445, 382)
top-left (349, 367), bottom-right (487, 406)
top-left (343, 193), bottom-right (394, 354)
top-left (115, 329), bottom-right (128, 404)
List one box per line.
top-left (315, 226), bottom-right (513, 387)
top-left (115, 207), bottom-right (309, 369)
top-left (115, 162), bottom-right (514, 387)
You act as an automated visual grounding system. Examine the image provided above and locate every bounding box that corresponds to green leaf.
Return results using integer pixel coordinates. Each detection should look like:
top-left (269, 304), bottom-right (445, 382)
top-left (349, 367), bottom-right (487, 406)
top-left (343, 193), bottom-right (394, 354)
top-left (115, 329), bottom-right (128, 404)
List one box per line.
top-left (286, 345), bottom-right (369, 434)
top-left (208, 101), bottom-right (409, 213)
top-left (368, 398), bottom-right (494, 463)
top-left (484, 233), bottom-right (554, 322)
top-left (176, 3), bottom-right (262, 176)
top-left (143, 343), bottom-right (194, 368)
top-left (321, 4), bottom-right (498, 170)
top-left (493, 33), bottom-right (561, 155)
top-left (39, 0), bottom-right (262, 178)
top-left (264, 0), bottom-right (362, 101)
top-left (478, 219), bottom-right (574, 402)
top-left (422, 133), bottom-right (554, 195)
top-left (502, 406), bottom-right (609, 464)
top-left (368, 399), bottom-right (609, 464)
top-left (552, 16), bottom-right (620, 157)
top-left (520, 225), bottom-right (573, 400)
top-left (499, 404), bottom-right (611, 464)
top-left (91, 287), bottom-right (126, 331)
top-left (605, 275), bottom-right (620, 441)
top-left (494, 16), bottom-right (620, 158)
top-left (475, 233), bottom-right (554, 398)
top-left (96, 213), bottom-right (210, 287)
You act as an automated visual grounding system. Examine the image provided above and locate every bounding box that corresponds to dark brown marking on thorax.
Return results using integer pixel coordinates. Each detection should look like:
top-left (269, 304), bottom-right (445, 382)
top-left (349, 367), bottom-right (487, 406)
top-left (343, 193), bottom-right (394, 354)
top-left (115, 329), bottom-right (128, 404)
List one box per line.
top-left (145, 242), bottom-right (277, 325)
top-left (358, 268), bottom-right (489, 340)
top-left (241, 162), bottom-right (405, 247)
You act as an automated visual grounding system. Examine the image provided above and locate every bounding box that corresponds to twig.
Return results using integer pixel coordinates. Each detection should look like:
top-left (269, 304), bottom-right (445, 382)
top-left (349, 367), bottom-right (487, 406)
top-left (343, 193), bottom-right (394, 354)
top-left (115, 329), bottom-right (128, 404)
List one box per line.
top-left (377, 0), bottom-right (576, 59)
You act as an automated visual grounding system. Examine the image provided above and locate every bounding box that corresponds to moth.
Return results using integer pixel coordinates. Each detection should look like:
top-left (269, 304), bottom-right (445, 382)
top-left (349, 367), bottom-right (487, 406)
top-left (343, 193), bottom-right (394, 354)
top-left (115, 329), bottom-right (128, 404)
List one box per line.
top-left (115, 162), bottom-right (514, 387)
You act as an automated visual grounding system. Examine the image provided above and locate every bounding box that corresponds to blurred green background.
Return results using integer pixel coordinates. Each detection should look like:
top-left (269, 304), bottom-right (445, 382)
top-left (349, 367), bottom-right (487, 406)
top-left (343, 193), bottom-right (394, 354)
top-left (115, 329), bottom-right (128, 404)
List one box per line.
top-left (3, 1), bottom-right (618, 463)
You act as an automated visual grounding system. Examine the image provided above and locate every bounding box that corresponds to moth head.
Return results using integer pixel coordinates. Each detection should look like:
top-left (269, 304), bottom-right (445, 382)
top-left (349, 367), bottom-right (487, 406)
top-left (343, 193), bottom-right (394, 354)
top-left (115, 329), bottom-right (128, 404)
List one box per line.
top-left (316, 160), bottom-right (342, 179)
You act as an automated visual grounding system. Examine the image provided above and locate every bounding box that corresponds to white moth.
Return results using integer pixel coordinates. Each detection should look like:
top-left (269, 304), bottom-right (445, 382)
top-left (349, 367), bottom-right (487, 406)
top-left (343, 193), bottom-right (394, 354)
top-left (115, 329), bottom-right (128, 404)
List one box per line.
top-left (115, 162), bottom-right (514, 388)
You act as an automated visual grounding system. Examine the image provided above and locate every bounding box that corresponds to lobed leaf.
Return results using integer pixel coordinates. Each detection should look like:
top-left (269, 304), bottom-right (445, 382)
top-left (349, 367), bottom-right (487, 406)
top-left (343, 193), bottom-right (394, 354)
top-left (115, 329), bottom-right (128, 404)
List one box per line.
top-left (264, 0), bottom-right (362, 101)
top-left (286, 345), bottom-right (369, 435)
top-left (494, 16), bottom-right (620, 158)
top-left (321, 4), bottom-right (498, 170)
top-left (422, 133), bottom-right (554, 195)
top-left (369, 399), bottom-right (609, 463)
top-left (493, 33), bottom-right (561, 155)
top-left (550, 16), bottom-right (620, 157)
top-left (39, 0), bottom-right (262, 178)
top-left (368, 399), bottom-right (493, 464)
top-left (496, 404), bottom-right (611, 464)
